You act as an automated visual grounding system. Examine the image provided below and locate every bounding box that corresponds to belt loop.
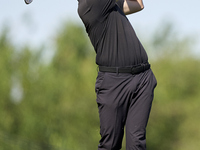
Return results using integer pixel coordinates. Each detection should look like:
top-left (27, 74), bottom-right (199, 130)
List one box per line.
top-left (141, 63), bottom-right (145, 71)
top-left (97, 66), bottom-right (99, 73)
top-left (116, 67), bottom-right (119, 74)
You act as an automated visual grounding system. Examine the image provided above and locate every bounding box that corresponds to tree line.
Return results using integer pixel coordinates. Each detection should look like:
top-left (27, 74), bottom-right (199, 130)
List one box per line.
top-left (0, 22), bottom-right (200, 150)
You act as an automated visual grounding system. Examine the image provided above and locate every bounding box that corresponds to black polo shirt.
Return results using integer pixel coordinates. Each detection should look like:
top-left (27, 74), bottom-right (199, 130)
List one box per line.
top-left (78, 0), bottom-right (148, 67)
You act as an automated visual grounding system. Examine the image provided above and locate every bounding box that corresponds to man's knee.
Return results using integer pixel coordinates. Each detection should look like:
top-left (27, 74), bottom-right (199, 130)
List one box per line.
top-left (126, 129), bottom-right (146, 150)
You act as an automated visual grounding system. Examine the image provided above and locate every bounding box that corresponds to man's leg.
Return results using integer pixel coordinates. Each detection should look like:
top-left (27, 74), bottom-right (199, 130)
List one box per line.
top-left (95, 72), bottom-right (132, 150)
top-left (126, 69), bottom-right (157, 150)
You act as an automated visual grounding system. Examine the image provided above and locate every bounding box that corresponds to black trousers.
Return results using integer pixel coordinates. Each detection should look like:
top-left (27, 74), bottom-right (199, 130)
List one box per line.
top-left (95, 69), bottom-right (157, 150)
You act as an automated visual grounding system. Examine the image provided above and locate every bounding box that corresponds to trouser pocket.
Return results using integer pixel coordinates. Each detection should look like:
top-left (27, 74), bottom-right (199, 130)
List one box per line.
top-left (95, 72), bottom-right (106, 94)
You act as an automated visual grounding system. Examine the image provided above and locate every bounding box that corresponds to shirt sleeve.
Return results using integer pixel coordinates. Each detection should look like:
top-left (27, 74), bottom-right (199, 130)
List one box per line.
top-left (116, 0), bottom-right (124, 10)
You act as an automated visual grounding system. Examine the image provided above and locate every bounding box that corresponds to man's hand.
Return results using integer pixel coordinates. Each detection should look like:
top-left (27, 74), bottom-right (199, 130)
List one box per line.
top-left (123, 0), bottom-right (144, 15)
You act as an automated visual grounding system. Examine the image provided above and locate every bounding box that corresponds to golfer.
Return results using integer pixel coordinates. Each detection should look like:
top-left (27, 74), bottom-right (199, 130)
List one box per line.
top-left (78, 0), bottom-right (157, 149)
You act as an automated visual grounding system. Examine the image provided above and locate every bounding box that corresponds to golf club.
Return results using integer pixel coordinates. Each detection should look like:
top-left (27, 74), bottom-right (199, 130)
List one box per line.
top-left (24, 0), bottom-right (33, 4)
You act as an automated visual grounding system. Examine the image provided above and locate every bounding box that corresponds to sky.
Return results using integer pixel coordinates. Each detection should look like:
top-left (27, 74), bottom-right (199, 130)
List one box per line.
top-left (1, 0), bottom-right (200, 53)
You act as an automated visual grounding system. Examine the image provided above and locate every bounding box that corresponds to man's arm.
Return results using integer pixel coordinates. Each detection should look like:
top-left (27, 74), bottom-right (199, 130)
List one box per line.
top-left (123, 0), bottom-right (144, 15)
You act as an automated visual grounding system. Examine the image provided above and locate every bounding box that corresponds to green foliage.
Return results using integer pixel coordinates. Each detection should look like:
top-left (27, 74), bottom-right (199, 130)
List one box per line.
top-left (0, 22), bottom-right (200, 150)
top-left (145, 23), bottom-right (200, 150)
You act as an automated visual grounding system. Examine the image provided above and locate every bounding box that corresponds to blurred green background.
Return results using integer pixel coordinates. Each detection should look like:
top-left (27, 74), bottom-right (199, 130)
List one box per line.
top-left (1, 21), bottom-right (200, 150)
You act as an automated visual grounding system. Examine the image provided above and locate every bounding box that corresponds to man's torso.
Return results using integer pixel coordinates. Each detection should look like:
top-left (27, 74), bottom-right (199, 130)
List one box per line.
top-left (78, 0), bottom-right (148, 67)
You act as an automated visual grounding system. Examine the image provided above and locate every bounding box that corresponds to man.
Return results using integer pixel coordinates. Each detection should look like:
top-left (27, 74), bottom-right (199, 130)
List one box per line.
top-left (78, 0), bottom-right (157, 149)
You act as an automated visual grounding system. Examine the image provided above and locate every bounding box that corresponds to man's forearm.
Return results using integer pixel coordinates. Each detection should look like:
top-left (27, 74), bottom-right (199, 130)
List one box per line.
top-left (123, 0), bottom-right (144, 15)
top-left (131, 0), bottom-right (144, 9)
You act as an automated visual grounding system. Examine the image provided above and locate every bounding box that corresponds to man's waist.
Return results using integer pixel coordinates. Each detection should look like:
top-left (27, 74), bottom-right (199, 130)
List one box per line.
top-left (98, 62), bottom-right (150, 75)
